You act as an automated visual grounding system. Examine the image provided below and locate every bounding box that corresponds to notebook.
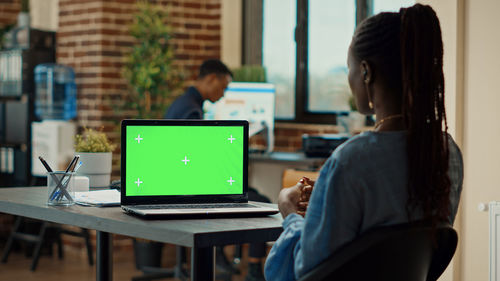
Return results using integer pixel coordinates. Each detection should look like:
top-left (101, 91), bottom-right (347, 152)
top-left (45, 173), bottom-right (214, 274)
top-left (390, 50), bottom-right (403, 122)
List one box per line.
top-left (75, 190), bottom-right (121, 207)
top-left (120, 119), bottom-right (278, 217)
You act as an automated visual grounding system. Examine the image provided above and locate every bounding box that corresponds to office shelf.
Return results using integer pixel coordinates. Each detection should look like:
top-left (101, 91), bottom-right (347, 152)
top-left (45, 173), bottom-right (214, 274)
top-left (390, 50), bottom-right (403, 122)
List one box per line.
top-left (0, 143), bottom-right (23, 150)
top-left (0, 32), bottom-right (55, 187)
top-left (0, 95), bottom-right (26, 102)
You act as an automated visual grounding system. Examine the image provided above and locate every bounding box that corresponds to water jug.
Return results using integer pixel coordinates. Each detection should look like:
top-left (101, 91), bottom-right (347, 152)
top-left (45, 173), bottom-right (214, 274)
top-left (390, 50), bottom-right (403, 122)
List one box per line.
top-left (34, 63), bottom-right (77, 120)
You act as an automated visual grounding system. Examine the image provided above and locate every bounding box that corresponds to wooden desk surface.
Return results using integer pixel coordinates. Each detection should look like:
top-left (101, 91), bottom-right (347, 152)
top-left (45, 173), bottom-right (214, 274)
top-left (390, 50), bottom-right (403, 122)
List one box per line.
top-left (0, 187), bottom-right (283, 248)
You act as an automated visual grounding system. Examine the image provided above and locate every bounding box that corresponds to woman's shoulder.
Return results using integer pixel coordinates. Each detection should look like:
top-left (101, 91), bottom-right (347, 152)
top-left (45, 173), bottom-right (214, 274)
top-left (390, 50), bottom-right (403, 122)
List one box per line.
top-left (332, 130), bottom-right (406, 159)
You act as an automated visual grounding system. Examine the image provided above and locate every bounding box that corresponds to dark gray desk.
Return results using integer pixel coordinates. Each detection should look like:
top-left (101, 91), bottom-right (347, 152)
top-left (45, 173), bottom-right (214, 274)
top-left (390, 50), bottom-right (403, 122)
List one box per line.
top-left (0, 187), bottom-right (283, 281)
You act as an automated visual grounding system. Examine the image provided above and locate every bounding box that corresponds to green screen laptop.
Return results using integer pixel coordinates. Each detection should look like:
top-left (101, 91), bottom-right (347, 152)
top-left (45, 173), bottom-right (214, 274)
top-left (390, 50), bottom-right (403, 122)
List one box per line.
top-left (120, 119), bottom-right (278, 217)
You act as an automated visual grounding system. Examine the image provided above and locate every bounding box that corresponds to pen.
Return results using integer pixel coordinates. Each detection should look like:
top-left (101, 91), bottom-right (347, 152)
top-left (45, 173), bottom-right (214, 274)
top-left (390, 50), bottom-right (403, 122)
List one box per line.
top-left (54, 160), bottom-right (82, 200)
top-left (49, 155), bottom-right (79, 200)
top-left (40, 156), bottom-right (69, 201)
top-left (57, 156), bottom-right (81, 201)
top-left (39, 156), bottom-right (54, 173)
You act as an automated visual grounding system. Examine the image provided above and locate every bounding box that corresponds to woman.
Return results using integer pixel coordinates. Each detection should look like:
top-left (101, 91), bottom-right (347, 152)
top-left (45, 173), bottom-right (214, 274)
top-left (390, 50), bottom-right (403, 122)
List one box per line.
top-left (264, 4), bottom-right (463, 281)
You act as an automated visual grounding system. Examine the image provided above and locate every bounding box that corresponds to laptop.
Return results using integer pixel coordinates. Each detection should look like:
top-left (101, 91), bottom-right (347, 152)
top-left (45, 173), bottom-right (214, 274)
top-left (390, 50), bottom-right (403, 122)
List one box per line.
top-left (120, 119), bottom-right (279, 217)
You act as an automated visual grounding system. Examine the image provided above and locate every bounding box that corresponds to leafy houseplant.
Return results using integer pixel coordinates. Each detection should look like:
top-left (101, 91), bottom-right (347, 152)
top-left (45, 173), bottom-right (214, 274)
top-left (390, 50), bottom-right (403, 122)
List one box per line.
top-left (75, 128), bottom-right (116, 188)
top-left (121, 1), bottom-right (183, 119)
top-left (232, 65), bottom-right (267, 83)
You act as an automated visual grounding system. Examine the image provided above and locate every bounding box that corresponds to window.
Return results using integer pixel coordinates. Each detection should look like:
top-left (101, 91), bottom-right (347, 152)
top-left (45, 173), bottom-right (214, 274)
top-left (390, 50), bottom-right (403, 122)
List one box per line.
top-left (262, 0), bottom-right (296, 119)
top-left (307, 0), bottom-right (355, 113)
top-left (260, 0), bottom-right (414, 122)
top-left (373, 0), bottom-right (415, 14)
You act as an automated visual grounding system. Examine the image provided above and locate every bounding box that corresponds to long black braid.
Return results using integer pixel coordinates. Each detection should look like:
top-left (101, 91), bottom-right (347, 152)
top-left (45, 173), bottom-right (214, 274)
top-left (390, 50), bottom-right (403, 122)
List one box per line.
top-left (351, 4), bottom-right (451, 224)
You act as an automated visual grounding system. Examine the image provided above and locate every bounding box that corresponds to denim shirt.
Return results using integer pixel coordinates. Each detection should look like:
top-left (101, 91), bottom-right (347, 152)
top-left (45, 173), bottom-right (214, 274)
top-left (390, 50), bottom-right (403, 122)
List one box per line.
top-left (264, 131), bottom-right (463, 281)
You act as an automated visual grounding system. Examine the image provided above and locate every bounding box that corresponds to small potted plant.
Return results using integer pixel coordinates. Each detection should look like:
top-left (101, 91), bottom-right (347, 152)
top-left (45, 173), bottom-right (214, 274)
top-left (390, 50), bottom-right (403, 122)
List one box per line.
top-left (74, 128), bottom-right (116, 188)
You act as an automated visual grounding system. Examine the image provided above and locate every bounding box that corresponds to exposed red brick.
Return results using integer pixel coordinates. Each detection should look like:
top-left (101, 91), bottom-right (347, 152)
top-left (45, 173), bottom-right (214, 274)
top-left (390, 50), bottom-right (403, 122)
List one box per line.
top-left (115, 40), bottom-right (133, 47)
top-left (184, 44), bottom-right (200, 50)
top-left (101, 72), bottom-right (121, 79)
top-left (174, 33), bottom-right (190, 39)
top-left (185, 23), bottom-right (202, 29)
top-left (86, 50), bottom-right (122, 57)
top-left (101, 29), bottom-right (121, 36)
top-left (57, 52), bottom-right (70, 58)
top-left (183, 2), bottom-right (201, 9)
top-left (194, 13), bottom-right (220, 20)
top-left (194, 54), bottom-right (217, 60)
top-left (276, 128), bottom-right (300, 137)
top-left (95, 17), bottom-right (112, 24)
top-left (175, 53), bottom-right (190, 60)
top-left (204, 45), bottom-right (220, 51)
top-left (76, 72), bottom-right (98, 78)
top-left (102, 6), bottom-right (122, 14)
top-left (194, 34), bottom-right (220, 41)
top-left (206, 24), bottom-right (220, 30)
top-left (60, 18), bottom-right (92, 26)
top-left (74, 51), bottom-right (86, 57)
top-left (115, 18), bottom-right (129, 25)
top-left (206, 3), bottom-right (221, 9)
top-left (58, 41), bottom-right (77, 47)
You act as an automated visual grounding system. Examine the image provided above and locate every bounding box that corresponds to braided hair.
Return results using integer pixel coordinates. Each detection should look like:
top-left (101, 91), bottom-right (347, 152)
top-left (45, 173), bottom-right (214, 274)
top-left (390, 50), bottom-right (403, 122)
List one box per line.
top-left (351, 4), bottom-right (451, 224)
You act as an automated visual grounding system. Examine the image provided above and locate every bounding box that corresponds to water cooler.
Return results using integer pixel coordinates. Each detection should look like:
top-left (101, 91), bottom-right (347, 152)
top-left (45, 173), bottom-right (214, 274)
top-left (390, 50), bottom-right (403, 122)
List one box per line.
top-left (31, 63), bottom-right (77, 177)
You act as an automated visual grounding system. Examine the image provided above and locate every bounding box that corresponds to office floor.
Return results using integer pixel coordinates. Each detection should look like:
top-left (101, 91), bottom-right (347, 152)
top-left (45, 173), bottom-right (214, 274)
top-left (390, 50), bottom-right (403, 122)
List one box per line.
top-left (0, 243), bottom-right (251, 281)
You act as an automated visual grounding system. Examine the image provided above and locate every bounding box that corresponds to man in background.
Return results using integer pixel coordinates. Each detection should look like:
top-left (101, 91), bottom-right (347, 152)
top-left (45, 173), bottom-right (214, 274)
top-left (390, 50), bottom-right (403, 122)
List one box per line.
top-left (165, 59), bottom-right (232, 119)
top-left (165, 59), bottom-right (268, 281)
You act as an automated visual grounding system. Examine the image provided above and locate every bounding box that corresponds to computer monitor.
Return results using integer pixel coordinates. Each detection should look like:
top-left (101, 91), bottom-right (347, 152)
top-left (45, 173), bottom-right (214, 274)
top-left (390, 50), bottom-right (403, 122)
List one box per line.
top-left (204, 82), bottom-right (275, 153)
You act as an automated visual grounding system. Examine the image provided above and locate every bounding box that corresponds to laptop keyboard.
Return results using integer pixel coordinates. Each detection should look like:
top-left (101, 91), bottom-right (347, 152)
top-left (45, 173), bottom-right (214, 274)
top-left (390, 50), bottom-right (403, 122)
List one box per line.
top-left (133, 203), bottom-right (259, 210)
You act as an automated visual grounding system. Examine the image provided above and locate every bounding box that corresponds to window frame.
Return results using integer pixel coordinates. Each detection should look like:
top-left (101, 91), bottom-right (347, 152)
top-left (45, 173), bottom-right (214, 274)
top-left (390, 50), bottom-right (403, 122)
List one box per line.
top-left (245, 0), bottom-right (373, 124)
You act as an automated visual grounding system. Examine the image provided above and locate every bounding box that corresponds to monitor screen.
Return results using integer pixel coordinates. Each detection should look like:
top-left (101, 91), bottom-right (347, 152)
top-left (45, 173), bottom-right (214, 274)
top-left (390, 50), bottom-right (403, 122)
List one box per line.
top-left (125, 124), bottom-right (245, 197)
top-left (204, 82), bottom-right (275, 137)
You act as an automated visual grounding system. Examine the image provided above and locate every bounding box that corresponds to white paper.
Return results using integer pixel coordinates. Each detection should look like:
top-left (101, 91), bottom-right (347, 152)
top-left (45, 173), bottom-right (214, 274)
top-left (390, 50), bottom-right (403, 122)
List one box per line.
top-left (75, 189), bottom-right (120, 207)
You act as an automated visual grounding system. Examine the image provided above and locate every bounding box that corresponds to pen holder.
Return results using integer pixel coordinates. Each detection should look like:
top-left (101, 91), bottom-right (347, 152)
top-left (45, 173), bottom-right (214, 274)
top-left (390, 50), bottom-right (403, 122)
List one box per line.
top-left (47, 171), bottom-right (75, 206)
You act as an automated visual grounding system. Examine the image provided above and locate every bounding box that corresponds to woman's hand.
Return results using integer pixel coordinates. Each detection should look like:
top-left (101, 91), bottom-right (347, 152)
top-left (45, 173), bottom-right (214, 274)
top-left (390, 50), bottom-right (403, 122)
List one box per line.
top-left (297, 177), bottom-right (315, 217)
top-left (278, 180), bottom-right (305, 219)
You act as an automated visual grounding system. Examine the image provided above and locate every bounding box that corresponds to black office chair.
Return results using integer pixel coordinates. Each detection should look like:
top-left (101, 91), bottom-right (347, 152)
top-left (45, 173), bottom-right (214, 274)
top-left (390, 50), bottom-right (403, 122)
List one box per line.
top-left (298, 222), bottom-right (457, 281)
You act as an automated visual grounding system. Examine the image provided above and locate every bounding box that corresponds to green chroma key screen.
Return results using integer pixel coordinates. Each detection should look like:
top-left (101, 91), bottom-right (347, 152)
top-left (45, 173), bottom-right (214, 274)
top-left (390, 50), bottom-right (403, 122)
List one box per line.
top-left (126, 125), bottom-right (244, 196)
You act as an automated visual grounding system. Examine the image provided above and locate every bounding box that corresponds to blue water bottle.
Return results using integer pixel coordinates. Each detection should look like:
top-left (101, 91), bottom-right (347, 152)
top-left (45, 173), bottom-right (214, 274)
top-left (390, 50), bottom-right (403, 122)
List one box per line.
top-left (34, 63), bottom-right (77, 120)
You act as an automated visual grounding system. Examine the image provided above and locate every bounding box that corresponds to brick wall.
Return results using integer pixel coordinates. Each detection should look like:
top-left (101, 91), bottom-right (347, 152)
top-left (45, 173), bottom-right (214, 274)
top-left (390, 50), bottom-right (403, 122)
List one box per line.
top-left (0, 0), bottom-right (20, 28)
top-left (57, 0), bottom-right (222, 176)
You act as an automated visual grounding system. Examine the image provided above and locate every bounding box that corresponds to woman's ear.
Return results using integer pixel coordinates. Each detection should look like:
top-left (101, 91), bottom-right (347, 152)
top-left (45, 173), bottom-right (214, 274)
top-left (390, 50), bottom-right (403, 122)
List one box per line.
top-left (360, 60), bottom-right (372, 84)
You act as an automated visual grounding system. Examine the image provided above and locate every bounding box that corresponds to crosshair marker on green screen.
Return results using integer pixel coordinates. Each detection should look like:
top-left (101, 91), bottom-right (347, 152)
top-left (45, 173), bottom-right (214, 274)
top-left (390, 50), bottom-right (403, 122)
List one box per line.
top-left (126, 126), bottom-right (244, 196)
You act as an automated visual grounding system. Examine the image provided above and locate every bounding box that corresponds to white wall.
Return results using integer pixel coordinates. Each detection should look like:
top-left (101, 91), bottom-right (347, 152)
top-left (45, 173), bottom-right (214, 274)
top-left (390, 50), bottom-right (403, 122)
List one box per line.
top-left (460, 0), bottom-right (500, 280)
top-left (419, 1), bottom-right (500, 281)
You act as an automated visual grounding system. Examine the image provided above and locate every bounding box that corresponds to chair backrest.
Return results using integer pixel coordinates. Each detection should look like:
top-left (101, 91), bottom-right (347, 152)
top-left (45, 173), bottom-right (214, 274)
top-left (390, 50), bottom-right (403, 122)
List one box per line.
top-left (282, 169), bottom-right (319, 189)
top-left (298, 222), bottom-right (458, 281)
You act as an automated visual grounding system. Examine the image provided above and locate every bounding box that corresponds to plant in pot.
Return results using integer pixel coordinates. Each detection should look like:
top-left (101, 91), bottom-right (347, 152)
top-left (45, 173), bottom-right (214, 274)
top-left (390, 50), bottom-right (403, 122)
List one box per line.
top-left (232, 65), bottom-right (267, 83)
top-left (74, 128), bottom-right (116, 188)
top-left (120, 1), bottom-right (183, 119)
